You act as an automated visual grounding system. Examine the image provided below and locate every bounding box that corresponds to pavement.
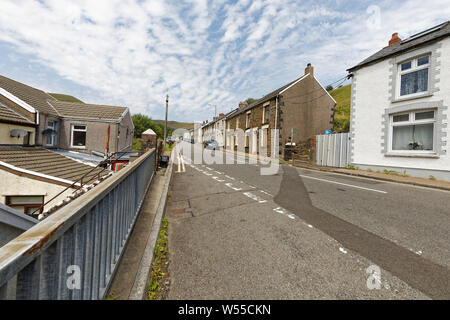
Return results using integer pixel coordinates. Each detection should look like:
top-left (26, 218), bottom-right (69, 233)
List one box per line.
top-left (164, 142), bottom-right (450, 299)
top-left (107, 169), bottom-right (167, 300)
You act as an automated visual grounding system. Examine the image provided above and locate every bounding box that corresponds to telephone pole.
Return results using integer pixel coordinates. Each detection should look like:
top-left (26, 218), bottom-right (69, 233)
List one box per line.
top-left (164, 94), bottom-right (169, 147)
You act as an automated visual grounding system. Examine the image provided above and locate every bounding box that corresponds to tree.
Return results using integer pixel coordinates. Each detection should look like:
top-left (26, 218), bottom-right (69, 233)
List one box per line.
top-left (132, 114), bottom-right (154, 138)
top-left (245, 98), bottom-right (257, 105)
top-left (326, 85), bottom-right (333, 92)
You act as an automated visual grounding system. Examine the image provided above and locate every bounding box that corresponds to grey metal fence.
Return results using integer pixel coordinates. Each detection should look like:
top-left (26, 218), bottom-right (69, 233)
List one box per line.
top-left (0, 149), bottom-right (156, 300)
top-left (316, 133), bottom-right (350, 168)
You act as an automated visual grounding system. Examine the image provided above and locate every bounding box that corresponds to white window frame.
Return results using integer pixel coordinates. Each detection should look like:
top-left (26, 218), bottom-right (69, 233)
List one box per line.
top-left (45, 120), bottom-right (58, 146)
top-left (396, 55), bottom-right (430, 99)
top-left (71, 124), bottom-right (87, 149)
top-left (389, 109), bottom-right (436, 154)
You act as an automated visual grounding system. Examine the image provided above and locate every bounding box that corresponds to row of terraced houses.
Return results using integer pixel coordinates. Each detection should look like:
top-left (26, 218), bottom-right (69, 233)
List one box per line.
top-left (200, 21), bottom-right (450, 182)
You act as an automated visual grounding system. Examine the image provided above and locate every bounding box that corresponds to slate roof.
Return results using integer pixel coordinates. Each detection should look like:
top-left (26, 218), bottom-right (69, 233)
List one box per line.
top-left (348, 21), bottom-right (450, 72)
top-left (231, 73), bottom-right (309, 118)
top-left (0, 75), bottom-right (58, 116)
top-left (0, 103), bottom-right (34, 125)
top-left (47, 101), bottom-right (127, 121)
top-left (0, 147), bottom-right (108, 184)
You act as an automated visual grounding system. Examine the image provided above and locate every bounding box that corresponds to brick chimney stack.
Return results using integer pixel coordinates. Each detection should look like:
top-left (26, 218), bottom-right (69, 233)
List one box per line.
top-left (389, 33), bottom-right (401, 46)
top-left (305, 63), bottom-right (314, 77)
top-left (239, 102), bottom-right (248, 109)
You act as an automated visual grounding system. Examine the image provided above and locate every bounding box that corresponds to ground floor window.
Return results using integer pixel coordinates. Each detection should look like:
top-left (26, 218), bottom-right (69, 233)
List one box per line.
top-left (390, 110), bottom-right (435, 152)
top-left (6, 195), bottom-right (44, 217)
top-left (71, 124), bottom-right (87, 148)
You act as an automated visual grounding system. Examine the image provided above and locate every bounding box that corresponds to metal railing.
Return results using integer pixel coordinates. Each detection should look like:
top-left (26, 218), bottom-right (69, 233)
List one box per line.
top-left (0, 149), bottom-right (156, 300)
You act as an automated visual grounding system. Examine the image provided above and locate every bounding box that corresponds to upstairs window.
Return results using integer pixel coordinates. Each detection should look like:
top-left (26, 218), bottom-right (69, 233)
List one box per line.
top-left (71, 124), bottom-right (87, 148)
top-left (263, 106), bottom-right (270, 123)
top-left (246, 112), bottom-right (251, 128)
top-left (390, 109), bottom-right (435, 152)
top-left (6, 196), bottom-right (44, 217)
top-left (46, 120), bottom-right (58, 146)
top-left (398, 55), bottom-right (430, 97)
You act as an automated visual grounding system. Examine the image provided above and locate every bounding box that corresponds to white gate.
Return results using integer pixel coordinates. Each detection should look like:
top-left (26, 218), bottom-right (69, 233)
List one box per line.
top-left (316, 132), bottom-right (350, 168)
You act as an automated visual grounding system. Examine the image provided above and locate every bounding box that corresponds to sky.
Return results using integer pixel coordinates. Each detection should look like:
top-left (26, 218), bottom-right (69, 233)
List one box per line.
top-left (0, 0), bottom-right (449, 123)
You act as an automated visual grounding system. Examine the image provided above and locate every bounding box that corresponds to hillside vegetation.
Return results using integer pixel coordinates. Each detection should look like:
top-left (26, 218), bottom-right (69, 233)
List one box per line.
top-left (330, 84), bottom-right (351, 133)
top-left (49, 93), bottom-right (84, 103)
top-left (153, 120), bottom-right (194, 131)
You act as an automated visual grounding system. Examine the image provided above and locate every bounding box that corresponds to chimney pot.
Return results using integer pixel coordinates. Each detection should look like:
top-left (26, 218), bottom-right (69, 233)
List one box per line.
top-left (389, 32), bottom-right (401, 46)
top-left (305, 63), bottom-right (314, 76)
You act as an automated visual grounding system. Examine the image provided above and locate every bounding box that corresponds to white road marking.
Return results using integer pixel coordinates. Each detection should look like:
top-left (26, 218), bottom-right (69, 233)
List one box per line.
top-left (260, 190), bottom-right (273, 196)
top-left (212, 176), bottom-right (225, 182)
top-left (299, 175), bottom-right (387, 194)
top-left (215, 171), bottom-right (224, 175)
top-left (307, 224), bottom-right (313, 228)
top-left (225, 183), bottom-right (242, 191)
top-left (225, 175), bottom-right (235, 180)
top-left (339, 247), bottom-right (348, 254)
top-left (273, 207), bottom-right (296, 219)
top-left (203, 172), bottom-right (213, 176)
top-left (206, 167), bottom-right (213, 171)
top-left (243, 192), bottom-right (267, 203)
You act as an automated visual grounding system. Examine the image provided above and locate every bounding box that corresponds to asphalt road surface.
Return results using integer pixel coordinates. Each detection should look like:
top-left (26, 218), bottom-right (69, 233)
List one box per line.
top-left (165, 142), bottom-right (449, 299)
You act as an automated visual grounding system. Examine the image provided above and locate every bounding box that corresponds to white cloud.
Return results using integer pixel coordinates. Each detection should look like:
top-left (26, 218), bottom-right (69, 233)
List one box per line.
top-left (0, 0), bottom-right (449, 122)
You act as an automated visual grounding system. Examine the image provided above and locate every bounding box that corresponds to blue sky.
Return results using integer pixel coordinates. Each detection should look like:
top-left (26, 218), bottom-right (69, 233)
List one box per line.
top-left (0, 0), bottom-right (448, 122)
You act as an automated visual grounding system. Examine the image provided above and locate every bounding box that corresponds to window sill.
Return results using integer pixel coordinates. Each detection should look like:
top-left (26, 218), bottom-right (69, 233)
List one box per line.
top-left (392, 92), bottom-right (433, 103)
top-left (385, 152), bottom-right (439, 158)
top-left (70, 146), bottom-right (86, 150)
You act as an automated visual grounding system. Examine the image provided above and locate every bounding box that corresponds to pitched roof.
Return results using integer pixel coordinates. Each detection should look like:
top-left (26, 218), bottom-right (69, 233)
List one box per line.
top-left (48, 100), bottom-right (127, 121)
top-left (142, 128), bottom-right (156, 135)
top-left (0, 75), bottom-right (59, 116)
top-left (232, 73), bottom-right (309, 118)
top-left (348, 21), bottom-right (450, 72)
top-left (0, 147), bottom-right (108, 185)
top-left (0, 102), bottom-right (34, 125)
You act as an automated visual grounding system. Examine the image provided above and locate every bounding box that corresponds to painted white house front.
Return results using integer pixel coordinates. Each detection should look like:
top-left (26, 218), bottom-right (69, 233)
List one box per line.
top-left (348, 21), bottom-right (450, 181)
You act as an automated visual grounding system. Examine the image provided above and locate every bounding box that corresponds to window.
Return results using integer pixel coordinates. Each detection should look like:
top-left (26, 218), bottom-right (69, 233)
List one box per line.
top-left (398, 55), bottom-right (430, 97)
top-left (263, 106), bottom-right (270, 123)
top-left (71, 124), bottom-right (86, 148)
top-left (246, 112), bottom-right (251, 128)
top-left (390, 110), bottom-right (435, 152)
top-left (46, 120), bottom-right (58, 146)
top-left (236, 117), bottom-right (240, 129)
top-left (6, 196), bottom-right (44, 217)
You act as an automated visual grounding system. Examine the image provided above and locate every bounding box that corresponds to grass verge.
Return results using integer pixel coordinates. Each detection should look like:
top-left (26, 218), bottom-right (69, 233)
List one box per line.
top-left (147, 218), bottom-right (169, 300)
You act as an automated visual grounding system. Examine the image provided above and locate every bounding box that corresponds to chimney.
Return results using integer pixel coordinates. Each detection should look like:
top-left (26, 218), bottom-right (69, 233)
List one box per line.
top-left (239, 101), bottom-right (248, 109)
top-left (305, 63), bottom-right (314, 77)
top-left (389, 33), bottom-right (401, 46)
top-left (219, 113), bottom-right (224, 117)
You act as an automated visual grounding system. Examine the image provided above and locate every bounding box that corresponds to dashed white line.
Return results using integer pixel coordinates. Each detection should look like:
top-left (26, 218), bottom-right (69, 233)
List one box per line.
top-left (225, 183), bottom-right (242, 191)
top-left (243, 192), bottom-right (267, 203)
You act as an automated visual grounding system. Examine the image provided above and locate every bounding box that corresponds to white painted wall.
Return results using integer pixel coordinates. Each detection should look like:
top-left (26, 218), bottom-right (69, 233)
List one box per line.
top-left (352, 37), bottom-right (450, 179)
top-left (0, 169), bottom-right (74, 214)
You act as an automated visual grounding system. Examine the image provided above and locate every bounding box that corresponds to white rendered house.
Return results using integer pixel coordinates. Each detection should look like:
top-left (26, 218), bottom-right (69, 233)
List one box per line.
top-left (348, 21), bottom-right (450, 181)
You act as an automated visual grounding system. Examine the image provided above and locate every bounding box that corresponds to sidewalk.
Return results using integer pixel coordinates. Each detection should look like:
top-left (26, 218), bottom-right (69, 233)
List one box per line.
top-left (221, 147), bottom-right (450, 192)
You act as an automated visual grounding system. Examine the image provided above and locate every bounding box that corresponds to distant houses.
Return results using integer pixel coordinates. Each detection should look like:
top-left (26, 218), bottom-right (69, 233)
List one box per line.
top-left (347, 21), bottom-right (450, 181)
top-left (201, 64), bottom-right (336, 157)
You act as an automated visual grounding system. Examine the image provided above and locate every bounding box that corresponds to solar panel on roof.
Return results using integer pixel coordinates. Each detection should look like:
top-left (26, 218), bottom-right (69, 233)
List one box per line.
top-left (401, 21), bottom-right (447, 44)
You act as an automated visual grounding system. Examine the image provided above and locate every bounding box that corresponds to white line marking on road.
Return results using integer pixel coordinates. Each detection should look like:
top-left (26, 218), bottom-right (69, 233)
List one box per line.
top-left (225, 183), bottom-right (242, 191)
top-left (339, 247), bottom-right (348, 254)
top-left (225, 175), bottom-right (235, 180)
top-left (212, 176), bottom-right (225, 182)
top-left (203, 172), bottom-right (213, 176)
top-left (307, 224), bottom-right (313, 228)
top-left (244, 192), bottom-right (267, 203)
top-left (206, 167), bottom-right (213, 171)
top-left (215, 171), bottom-right (224, 175)
top-left (260, 190), bottom-right (272, 196)
top-left (273, 207), bottom-right (295, 219)
top-left (299, 175), bottom-right (387, 194)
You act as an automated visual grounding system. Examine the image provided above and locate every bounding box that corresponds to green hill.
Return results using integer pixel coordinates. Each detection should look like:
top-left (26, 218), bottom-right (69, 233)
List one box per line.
top-left (330, 84), bottom-right (351, 133)
top-left (153, 120), bottom-right (194, 131)
top-left (49, 93), bottom-right (84, 103)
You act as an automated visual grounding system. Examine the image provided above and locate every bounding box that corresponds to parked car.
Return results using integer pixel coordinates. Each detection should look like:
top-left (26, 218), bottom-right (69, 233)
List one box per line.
top-left (204, 140), bottom-right (219, 150)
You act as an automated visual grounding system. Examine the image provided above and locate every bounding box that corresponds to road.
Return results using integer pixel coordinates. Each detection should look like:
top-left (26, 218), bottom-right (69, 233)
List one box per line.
top-left (165, 142), bottom-right (450, 299)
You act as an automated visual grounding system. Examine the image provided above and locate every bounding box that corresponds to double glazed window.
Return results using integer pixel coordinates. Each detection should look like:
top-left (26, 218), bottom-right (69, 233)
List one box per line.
top-left (390, 110), bottom-right (435, 152)
top-left (71, 124), bottom-right (87, 148)
top-left (398, 55), bottom-right (430, 97)
top-left (6, 196), bottom-right (44, 217)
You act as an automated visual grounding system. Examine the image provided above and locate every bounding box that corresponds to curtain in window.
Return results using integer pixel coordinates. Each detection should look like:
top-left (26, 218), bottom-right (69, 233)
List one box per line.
top-left (400, 69), bottom-right (428, 95)
top-left (392, 126), bottom-right (413, 150)
top-left (392, 124), bottom-right (433, 150)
